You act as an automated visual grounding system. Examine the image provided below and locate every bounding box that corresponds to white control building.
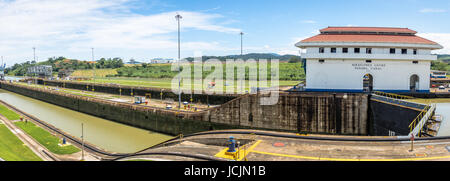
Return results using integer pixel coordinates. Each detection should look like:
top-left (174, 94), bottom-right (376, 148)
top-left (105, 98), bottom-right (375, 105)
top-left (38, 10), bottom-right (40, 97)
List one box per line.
top-left (296, 27), bottom-right (443, 93)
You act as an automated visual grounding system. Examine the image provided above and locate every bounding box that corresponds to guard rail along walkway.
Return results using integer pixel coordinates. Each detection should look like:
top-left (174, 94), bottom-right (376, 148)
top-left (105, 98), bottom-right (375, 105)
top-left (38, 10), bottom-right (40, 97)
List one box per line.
top-left (408, 103), bottom-right (436, 137)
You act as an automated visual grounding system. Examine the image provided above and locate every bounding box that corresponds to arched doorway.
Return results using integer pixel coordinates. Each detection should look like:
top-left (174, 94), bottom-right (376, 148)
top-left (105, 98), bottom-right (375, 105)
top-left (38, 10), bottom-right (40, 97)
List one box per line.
top-left (363, 74), bottom-right (373, 92)
top-left (410, 74), bottom-right (419, 92)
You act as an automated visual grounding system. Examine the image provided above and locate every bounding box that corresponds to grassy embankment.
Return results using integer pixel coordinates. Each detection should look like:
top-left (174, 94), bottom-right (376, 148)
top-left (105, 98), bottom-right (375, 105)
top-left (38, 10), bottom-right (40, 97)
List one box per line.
top-left (0, 104), bottom-right (21, 120)
top-left (15, 121), bottom-right (80, 155)
top-left (0, 104), bottom-right (42, 161)
top-left (80, 77), bottom-right (300, 91)
top-left (0, 103), bottom-right (80, 155)
top-left (0, 124), bottom-right (42, 161)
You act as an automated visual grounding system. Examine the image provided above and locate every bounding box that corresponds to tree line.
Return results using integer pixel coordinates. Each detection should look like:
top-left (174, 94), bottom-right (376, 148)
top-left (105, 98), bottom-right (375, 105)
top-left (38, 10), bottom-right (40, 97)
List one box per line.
top-left (5, 57), bottom-right (124, 76)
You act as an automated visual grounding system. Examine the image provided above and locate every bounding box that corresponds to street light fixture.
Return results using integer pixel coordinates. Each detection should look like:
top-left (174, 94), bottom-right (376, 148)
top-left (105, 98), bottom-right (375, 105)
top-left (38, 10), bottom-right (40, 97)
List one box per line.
top-left (175, 13), bottom-right (182, 111)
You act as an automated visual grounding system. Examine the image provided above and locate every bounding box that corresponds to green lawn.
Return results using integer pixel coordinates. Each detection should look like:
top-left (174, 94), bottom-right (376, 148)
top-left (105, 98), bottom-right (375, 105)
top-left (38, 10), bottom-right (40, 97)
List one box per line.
top-left (14, 121), bottom-right (80, 155)
top-left (0, 124), bottom-right (42, 161)
top-left (79, 77), bottom-right (301, 92)
top-left (0, 104), bottom-right (21, 120)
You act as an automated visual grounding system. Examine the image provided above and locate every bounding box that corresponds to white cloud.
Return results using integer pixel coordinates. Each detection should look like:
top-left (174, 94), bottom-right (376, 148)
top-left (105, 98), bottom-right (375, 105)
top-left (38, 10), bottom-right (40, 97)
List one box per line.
top-left (301, 20), bottom-right (316, 24)
top-left (419, 8), bottom-right (447, 13)
top-left (418, 33), bottom-right (450, 54)
top-left (0, 0), bottom-right (240, 65)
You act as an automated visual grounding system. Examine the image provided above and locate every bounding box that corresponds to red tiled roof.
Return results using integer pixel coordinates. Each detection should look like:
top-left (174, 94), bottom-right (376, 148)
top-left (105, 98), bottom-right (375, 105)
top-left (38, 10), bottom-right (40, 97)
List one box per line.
top-left (320, 27), bottom-right (417, 34)
top-left (300, 34), bottom-right (439, 45)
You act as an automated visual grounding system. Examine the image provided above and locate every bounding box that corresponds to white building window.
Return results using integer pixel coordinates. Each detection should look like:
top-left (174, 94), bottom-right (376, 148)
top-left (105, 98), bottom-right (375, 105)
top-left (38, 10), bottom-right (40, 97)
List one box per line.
top-left (343, 48), bottom-right (348, 53)
top-left (390, 48), bottom-right (396, 54)
top-left (366, 48), bottom-right (372, 54)
top-left (354, 48), bottom-right (360, 53)
top-left (331, 48), bottom-right (337, 53)
top-left (402, 49), bottom-right (407, 54)
top-left (413, 49), bottom-right (417, 55)
top-left (319, 47), bottom-right (325, 53)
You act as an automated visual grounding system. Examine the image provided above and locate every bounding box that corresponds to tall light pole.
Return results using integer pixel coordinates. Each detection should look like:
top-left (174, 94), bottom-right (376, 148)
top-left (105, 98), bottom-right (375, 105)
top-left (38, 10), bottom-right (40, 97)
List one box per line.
top-left (240, 32), bottom-right (244, 94)
top-left (91, 48), bottom-right (95, 92)
top-left (33, 47), bottom-right (37, 86)
top-left (240, 32), bottom-right (244, 56)
top-left (175, 13), bottom-right (182, 111)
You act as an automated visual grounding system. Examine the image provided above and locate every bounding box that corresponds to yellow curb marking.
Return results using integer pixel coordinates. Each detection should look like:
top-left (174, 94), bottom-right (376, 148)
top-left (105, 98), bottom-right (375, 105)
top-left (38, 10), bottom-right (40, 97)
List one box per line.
top-left (215, 140), bottom-right (262, 161)
top-left (251, 150), bottom-right (450, 161)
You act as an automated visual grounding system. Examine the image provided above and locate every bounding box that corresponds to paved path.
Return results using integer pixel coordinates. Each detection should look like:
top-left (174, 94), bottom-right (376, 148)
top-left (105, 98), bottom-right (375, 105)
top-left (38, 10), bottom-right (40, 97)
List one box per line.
top-left (0, 115), bottom-right (58, 161)
top-left (131, 130), bottom-right (450, 161)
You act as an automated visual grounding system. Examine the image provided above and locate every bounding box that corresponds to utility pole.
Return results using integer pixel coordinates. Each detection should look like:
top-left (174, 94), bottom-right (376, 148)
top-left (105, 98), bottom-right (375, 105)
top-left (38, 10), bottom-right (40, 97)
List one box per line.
top-left (175, 13), bottom-right (182, 111)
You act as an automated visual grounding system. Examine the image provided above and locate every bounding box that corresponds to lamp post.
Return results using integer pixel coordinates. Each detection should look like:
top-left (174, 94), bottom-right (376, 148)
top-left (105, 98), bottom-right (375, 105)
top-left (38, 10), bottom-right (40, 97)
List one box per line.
top-left (175, 13), bottom-right (182, 111)
top-left (91, 48), bottom-right (95, 93)
top-left (240, 32), bottom-right (244, 94)
top-left (240, 32), bottom-right (244, 56)
top-left (33, 47), bottom-right (37, 86)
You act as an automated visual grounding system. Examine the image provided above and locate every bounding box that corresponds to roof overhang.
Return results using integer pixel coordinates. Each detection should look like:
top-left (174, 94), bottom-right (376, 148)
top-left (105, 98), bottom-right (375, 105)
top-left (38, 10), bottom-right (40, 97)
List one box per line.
top-left (295, 42), bottom-right (443, 50)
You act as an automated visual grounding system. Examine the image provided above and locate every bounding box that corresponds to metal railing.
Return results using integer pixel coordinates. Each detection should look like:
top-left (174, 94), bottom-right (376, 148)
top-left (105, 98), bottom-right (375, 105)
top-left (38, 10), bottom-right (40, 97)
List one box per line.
top-left (373, 91), bottom-right (415, 100)
top-left (408, 103), bottom-right (436, 137)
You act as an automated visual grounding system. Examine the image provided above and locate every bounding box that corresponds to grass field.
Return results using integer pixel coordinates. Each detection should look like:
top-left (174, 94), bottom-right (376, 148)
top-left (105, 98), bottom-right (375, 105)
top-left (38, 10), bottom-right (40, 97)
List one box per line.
top-left (72, 68), bottom-right (117, 77)
top-left (0, 104), bottom-right (21, 120)
top-left (0, 124), bottom-right (42, 161)
top-left (15, 121), bottom-right (80, 155)
top-left (79, 77), bottom-right (301, 92)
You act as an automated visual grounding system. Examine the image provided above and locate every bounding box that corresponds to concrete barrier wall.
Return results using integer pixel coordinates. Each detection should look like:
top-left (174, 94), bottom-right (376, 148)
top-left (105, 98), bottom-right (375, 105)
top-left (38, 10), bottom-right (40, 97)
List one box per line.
top-left (40, 79), bottom-right (237, 105)
top-left (1, 82), bottom-right (370, 135)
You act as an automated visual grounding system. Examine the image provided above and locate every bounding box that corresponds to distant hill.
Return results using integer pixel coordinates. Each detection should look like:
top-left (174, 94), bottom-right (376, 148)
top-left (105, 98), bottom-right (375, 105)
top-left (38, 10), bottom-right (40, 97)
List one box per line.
top-left (438, 54), bottom-right (450, 63)
top-left (5, 57), bottom-right (124, 76)
top-left (185, 53), bottom-right (301, 62)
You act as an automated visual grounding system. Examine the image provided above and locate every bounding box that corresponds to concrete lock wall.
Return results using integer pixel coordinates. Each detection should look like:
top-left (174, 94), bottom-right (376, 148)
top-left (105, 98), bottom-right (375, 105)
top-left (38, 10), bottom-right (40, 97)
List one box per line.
top-left (203, 92), bottom-right (369, 135)
top-left (0, 82), bottom-right (245, 135)
top-left (0, 82), bottom-right (373, 135)
top-left (40, 79), bottom-right (237, 105)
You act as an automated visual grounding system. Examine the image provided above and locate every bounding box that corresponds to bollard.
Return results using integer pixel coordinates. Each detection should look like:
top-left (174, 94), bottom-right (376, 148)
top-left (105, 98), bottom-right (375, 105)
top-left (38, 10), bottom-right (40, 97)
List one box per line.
top-left (227, 136), bottom-right (237, 153)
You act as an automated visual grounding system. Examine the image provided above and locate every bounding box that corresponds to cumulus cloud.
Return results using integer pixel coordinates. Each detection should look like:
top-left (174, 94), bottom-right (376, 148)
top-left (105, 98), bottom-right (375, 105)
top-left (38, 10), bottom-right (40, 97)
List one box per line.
top-left (418, 33), bottom-right (450, 54)
top-left (301, 20), bottom-right (316, 24)
top-left (0, 0), bottom-right (240, 64)
top-left (419, 8), bottom-right (447, 13)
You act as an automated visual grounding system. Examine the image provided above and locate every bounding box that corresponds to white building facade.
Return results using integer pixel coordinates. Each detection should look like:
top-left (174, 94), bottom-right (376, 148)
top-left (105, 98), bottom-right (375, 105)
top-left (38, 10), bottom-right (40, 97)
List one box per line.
top-left (296, 27), bottom-right (443, 93)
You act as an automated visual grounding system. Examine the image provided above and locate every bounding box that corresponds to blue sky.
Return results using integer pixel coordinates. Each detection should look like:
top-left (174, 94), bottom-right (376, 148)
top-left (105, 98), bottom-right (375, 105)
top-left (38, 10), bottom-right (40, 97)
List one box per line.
top-left (1, 0), bottom-right (450, 65)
